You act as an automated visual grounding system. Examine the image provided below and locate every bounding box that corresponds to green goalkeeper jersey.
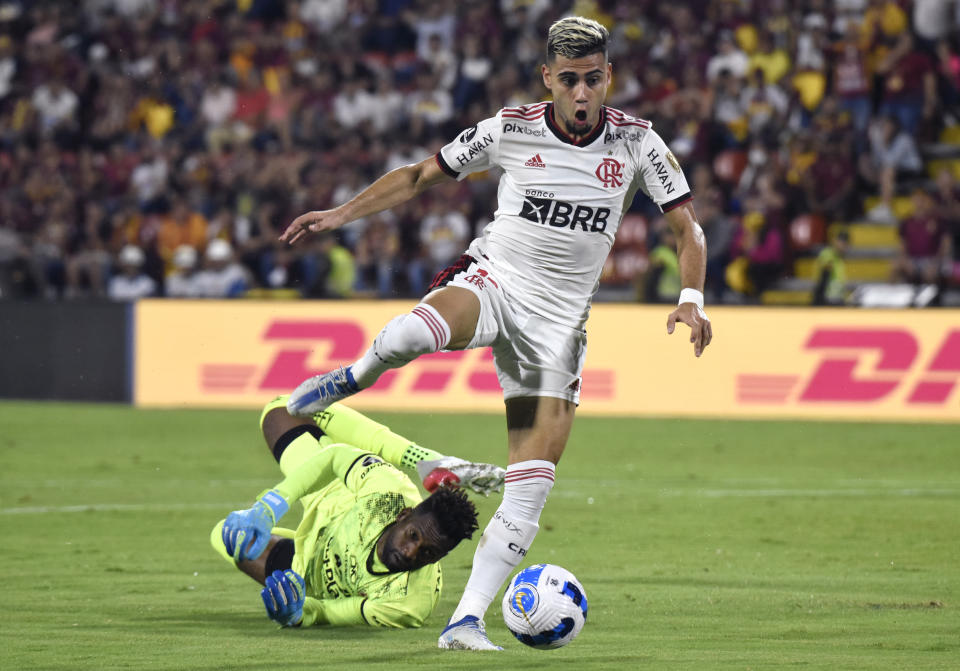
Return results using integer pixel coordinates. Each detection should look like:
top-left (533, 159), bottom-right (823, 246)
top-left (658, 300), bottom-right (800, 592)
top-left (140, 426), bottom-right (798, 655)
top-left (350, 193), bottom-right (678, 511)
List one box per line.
top-left (284, 440), bottom-right (442, 628)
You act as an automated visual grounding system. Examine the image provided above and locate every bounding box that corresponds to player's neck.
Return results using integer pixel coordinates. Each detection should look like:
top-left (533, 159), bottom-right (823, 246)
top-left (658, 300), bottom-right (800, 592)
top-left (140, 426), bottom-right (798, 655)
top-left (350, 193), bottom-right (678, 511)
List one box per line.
top-left (549, 104), bottom-right (604, 144)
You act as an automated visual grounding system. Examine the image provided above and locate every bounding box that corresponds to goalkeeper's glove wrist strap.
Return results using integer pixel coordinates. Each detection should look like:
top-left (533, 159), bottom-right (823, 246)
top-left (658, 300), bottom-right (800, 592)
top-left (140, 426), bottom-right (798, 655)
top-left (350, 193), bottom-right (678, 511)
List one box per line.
top-left (257, 488), bottom-right (290, 522)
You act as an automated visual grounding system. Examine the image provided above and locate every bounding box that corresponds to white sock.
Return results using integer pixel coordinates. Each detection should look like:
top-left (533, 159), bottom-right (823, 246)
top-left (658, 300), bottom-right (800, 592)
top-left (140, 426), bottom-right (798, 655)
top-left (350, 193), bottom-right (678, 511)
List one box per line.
top-left (351, 303), bottom-right (451, 388)
top-left (449, 460), bottom-right (555, 623)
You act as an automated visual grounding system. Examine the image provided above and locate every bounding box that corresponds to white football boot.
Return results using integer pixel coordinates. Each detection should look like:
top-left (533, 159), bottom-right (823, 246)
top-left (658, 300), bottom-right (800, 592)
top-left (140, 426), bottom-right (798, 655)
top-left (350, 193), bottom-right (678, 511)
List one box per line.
top-left (286, 366), bottom-right (359, 417)
top-left (417, 457), bottom-right (505, 496)
top-left (438, 615), bottom-right (503, 651)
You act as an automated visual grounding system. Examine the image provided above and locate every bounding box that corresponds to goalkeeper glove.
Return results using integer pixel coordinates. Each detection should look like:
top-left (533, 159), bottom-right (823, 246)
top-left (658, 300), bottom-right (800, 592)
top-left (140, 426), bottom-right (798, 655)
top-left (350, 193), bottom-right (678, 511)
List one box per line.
top-left (416, 457), bottom-right (505, 496)
top-left (261, 569), bottom-right (305, 627)
top-left (222, 489), bottom-right (289, 562)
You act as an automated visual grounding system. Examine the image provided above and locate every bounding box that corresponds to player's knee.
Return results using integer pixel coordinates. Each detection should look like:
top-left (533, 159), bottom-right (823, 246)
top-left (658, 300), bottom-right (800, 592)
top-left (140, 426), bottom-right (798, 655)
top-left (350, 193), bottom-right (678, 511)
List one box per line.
top-left (376, 306), bottom-right (451, 364)
top-left (267, 422), bottom-right (326, 463)
top-left (259, 395), bottom-right (290, 434)
top-left (259, 396), bottom-right (328, 460)
top-left (385, 314), bottom-right (434, 359)
top-left (210, 519), bottom-right (233, 564)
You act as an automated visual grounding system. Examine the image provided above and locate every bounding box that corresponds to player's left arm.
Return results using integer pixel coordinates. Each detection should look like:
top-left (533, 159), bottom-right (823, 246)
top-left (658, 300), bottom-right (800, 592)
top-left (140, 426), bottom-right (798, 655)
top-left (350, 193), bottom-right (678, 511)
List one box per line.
top-left (664, 201), bottom-right (713, 358)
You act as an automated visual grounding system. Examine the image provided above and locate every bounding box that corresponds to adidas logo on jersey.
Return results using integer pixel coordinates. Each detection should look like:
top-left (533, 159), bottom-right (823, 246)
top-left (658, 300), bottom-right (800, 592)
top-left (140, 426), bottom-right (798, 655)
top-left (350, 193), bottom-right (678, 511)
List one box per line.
top-left (524, 154), bottom-right (546, 168)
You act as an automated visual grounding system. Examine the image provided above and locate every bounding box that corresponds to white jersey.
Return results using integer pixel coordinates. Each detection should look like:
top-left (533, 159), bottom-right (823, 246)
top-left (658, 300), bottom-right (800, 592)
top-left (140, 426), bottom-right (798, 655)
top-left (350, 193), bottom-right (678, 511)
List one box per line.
top-left (436, 102), bottom-right (691, 328)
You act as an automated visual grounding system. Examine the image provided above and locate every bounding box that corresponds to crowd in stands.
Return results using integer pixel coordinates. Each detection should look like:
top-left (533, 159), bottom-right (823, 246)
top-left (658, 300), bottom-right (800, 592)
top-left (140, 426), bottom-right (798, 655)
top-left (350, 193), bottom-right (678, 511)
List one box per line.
top-left (1, 0), bottom-right (959, 304)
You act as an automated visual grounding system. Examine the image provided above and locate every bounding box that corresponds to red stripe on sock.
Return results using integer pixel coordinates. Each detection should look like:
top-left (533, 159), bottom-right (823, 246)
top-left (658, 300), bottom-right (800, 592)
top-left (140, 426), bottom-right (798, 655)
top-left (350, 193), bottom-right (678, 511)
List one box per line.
top-left (506, 466), bottom-right (556, 476)
top-left (413, 306), bottom-right (448, 350)
top-left (505, 468), bottom-right (555, 477)
top-left (505, 468), bottom-right (556, 482)
top-left (505, 472), bottom-right (555, 481)
top-left (412, 308), bottom-right (441, 349)
top-left (414, 305), bottom-right (444, 338)
top-left (412, 307), bottom-right (441, 350)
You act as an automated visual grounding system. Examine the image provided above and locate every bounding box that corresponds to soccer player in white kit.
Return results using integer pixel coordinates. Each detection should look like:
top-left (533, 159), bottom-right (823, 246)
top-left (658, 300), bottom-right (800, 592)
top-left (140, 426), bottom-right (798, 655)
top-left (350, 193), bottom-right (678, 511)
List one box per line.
top-left (280, 16), bottom-right (712, 650)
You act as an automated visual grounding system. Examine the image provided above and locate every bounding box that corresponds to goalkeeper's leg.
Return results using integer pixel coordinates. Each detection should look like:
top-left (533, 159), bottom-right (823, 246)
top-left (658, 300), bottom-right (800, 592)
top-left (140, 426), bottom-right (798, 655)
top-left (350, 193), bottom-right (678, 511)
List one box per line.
top-left (317, 402), bottom-right (447, 472)
top-left (260, 396), bottom-right (333, 475)
top-left (310, 398), bottom-right (503, 494)
top-left (263, 395), bottom-right (444, 472)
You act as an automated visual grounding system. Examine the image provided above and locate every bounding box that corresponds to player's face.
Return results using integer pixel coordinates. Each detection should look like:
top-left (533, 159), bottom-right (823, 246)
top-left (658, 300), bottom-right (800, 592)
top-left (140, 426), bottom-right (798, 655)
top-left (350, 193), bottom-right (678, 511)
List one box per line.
top-left (542, 52), bottom-right (611, 137)
top-left (379, 510), bottom-right (454, 573)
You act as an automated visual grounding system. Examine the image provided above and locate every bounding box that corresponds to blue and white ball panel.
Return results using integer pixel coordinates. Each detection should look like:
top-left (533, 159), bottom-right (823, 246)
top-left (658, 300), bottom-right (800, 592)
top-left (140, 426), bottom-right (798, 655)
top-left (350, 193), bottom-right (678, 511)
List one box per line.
top-left (501, 563), bottom-right (588, 649)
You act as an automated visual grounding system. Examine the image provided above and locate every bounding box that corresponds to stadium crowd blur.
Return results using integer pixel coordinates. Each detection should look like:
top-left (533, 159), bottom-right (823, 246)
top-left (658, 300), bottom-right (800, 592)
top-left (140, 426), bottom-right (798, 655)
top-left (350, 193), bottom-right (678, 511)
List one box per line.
top-left (2, 0), bottom-right (960, 304)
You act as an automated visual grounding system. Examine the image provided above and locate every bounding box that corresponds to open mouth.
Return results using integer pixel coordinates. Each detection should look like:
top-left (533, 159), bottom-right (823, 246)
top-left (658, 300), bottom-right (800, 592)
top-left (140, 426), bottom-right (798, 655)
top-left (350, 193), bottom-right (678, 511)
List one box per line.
top-left (575, 110), bottom-right (587, 122)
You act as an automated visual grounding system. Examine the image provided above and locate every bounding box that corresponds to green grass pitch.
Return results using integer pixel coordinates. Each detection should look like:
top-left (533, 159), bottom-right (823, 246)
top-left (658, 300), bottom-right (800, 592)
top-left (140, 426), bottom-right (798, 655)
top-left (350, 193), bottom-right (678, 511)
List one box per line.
top-left (1, 401), bottom-right (958, 670)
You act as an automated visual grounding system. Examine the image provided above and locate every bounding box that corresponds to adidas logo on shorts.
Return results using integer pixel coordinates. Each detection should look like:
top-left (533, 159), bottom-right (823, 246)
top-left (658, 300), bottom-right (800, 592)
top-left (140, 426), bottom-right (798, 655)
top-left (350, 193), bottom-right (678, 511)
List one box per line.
top-left (524, 153), bottom-right (546, 168)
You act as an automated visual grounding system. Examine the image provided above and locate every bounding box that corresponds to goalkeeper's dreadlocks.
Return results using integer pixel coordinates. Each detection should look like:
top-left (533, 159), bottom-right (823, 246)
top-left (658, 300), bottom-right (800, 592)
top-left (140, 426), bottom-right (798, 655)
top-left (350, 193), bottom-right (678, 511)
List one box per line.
top-left (414, 484), bottom-right (479, 543)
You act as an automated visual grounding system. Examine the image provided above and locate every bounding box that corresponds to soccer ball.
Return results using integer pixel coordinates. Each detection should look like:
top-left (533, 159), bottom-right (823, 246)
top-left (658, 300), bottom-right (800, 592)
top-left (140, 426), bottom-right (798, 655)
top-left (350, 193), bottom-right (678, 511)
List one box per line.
top-left (501, 563), bottom-right (588, 649)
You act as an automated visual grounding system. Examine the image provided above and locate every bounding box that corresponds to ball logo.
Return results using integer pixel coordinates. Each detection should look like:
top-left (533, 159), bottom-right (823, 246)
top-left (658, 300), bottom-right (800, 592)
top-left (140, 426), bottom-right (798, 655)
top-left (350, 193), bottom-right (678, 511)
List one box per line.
top-left (595, 157), bottom-right (623, 188)
top-left (508, 583), bottom-right (540, 623)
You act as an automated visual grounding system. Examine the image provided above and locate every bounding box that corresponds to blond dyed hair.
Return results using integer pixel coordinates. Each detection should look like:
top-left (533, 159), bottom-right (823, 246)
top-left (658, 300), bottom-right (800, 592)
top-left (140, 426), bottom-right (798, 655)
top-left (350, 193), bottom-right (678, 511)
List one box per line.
top-left (546, 16), bottom-right (609, 62)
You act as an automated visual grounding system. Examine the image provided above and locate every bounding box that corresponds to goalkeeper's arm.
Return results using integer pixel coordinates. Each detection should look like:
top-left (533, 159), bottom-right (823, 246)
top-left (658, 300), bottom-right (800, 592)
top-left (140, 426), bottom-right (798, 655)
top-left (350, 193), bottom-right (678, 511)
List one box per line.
top-left (298, 595), bottom-right (432, 628)
top-left (223, 442), bottom-right (376, 561)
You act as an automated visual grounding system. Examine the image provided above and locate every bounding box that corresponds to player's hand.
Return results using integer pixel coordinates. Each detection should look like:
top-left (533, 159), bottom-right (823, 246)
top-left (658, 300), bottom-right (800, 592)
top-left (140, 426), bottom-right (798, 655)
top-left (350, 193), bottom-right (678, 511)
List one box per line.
top-left (666, 302), bottom-right (712, 358)
top-left (279, 208), bottom-right (347, 245)
top-left (221, 489), bottom-right (289, 562)
top-left (416, 457), bottom-right (506, 497)
top-left (261, 569), bottom-right (305, 627)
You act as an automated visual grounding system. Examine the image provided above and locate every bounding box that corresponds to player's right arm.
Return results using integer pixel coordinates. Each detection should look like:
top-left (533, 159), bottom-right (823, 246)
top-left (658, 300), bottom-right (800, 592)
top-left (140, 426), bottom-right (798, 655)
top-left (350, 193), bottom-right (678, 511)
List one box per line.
top-left (280, 156), bottom-right (451, 244)
top-left (282, 113), bottom-right (502, 245)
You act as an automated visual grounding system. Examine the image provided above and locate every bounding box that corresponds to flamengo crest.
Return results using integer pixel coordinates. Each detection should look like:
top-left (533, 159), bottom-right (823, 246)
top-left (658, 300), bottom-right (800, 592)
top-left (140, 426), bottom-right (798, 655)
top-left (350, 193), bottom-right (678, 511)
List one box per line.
top-left (595, 157), bottom-right (623, 188)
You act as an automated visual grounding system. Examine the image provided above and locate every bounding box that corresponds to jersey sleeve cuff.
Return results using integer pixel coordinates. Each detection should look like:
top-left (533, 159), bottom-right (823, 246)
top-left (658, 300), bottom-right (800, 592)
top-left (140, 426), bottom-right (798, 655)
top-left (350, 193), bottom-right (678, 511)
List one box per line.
top-left (434, 152), bottom-right (459, 179)
top-left (660, 192), bottom-right (693, 213)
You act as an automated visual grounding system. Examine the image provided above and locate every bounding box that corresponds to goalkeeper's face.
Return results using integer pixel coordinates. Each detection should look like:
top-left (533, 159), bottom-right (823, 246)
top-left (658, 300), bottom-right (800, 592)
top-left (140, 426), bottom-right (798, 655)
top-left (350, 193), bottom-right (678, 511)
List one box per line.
top-left (378, 509), bottom-right (455, 573)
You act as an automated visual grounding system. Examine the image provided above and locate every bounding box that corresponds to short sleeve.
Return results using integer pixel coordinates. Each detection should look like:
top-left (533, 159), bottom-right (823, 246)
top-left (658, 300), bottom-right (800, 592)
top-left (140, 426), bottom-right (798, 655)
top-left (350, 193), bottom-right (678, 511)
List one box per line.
top-left (636, 129), bottom-right (692, 213)
top-left (435, 115), bottom-right (501, 181)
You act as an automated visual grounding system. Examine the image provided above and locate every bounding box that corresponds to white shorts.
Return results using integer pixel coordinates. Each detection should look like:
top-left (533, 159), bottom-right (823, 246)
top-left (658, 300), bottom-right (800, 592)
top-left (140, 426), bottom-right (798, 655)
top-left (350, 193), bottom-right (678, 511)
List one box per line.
top-left (428, 254), bottom-right (587, 404)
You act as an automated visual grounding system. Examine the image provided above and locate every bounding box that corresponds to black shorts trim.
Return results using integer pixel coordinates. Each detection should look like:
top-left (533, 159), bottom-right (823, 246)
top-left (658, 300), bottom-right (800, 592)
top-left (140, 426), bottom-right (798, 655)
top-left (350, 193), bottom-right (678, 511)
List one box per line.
top-left (264, 538), bottom-right (295, 574)
top-left (272, 424), bottom-right (325, 462)
top-left (428, 253), bottom-right (476, 291)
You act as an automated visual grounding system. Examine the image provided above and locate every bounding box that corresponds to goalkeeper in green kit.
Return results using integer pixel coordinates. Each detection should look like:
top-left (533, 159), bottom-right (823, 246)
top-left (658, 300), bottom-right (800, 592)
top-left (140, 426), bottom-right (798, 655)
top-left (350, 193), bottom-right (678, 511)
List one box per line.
top-left (211, 396), bottom-right (503, 628)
